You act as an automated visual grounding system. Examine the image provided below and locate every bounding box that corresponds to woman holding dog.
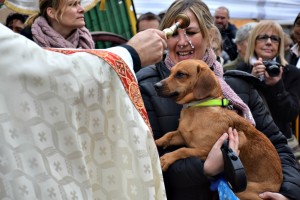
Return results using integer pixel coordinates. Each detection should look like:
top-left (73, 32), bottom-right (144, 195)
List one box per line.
top-left (235, 20), bottom-right (300, 166)
top-left (136, 0), bottom-right (300, 199)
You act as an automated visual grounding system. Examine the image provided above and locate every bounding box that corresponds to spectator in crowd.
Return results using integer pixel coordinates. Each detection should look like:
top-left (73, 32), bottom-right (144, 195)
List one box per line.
top-left (158, 10), bottom-right (166, 21)
top-left (137, 0), bottom-right (300, 199)
top-left (286, 12), bottom-right (300, 68)
top-left (285, 12), bottom-right (300, 162)
top-left (22, 0), bottom-right (94, 48)
top-left (210, 26), bottom-right (230, 65)
top-left (5, 12), bottom-right (28, 33)
top-left (214, 6), bottom-right (238, 61)
top-left (224, 22), bottom-right (257, 71)
top-left (136, 12), bottom-right (161, 32)
top-left (235, 20), bottom-right (300, 167)
top-left (0, 21), bottom-right (168, 199)
top-left (284, 32), bottom-right (293, 54)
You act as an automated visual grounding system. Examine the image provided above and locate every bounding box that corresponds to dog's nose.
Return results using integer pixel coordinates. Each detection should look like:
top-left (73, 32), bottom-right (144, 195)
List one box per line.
top-left (154, 82), bottom-right (163, 91)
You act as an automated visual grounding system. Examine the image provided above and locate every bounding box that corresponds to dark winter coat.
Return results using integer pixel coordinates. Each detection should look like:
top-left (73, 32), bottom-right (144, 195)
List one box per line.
top-left (236, 60), bottom-right (300, 139)
top-left (285, 49), bottom-right (299, 66)
top-left (220, 23), bottom-right (238, 61)
top-left (137, 62), bottom-right (300, 200)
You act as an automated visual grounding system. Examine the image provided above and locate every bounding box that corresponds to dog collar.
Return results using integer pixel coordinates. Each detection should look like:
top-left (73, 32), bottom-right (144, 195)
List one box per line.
top-left (183, 98), bottom-right (230, 108)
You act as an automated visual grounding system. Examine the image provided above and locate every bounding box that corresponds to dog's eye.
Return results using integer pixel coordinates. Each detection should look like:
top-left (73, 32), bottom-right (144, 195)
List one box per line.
top-left (175, 72), bottom-right (187, 78)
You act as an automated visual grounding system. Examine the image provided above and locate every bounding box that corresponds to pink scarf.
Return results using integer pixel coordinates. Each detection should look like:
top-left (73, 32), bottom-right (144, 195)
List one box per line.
top-left (31, 16), bottom-right (94, 49)
top-left (165, 49), bottom-right (255, 125)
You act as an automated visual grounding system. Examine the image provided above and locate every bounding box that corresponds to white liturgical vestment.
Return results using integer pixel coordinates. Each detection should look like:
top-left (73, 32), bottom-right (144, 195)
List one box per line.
top-left (0, 24), bottom-right (166, 200)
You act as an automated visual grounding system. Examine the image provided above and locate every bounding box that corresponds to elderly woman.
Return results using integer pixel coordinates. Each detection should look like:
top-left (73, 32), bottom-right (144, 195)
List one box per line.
top-left (236, 20), bottom-right (300, 149)
top-left (22, 0), bottom-right (94, 48)
top-left (137, 0), bottom-right (300, 199)
top-left (224, 22), bottom-right (257, 71)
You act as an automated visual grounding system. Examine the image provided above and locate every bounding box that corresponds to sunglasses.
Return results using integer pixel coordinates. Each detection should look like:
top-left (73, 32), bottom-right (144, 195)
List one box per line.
top-left (256, 34), bottom-right (281, 43)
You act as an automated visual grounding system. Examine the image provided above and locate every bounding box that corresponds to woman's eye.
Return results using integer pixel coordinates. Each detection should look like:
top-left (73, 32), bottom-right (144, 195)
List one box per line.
top-left (186, 31), bottom-right (197, 36)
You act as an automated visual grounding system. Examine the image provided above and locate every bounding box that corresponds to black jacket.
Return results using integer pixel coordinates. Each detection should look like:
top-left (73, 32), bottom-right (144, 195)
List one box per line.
top-left (285, 49), bottom-right (299, 66)
top-left (236, 60), bottom-right (300, 139)
top-left (137, 63), bottom-right (300, 200)
top-left (20, 26), bottom-right (33, 41)
top-left (220, 23), bottom-right (238, 61)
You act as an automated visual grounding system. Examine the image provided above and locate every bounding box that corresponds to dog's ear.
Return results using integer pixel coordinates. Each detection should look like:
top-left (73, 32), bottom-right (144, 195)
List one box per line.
top-left (193, 64), bottom-right (217, 99)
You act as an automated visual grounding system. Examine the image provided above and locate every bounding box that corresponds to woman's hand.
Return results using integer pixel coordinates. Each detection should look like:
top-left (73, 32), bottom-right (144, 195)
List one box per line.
top-left (259, 192), bottom-right (290, 200)
top-left (203, 127), bottom-right (239, 176)
top-left (252, 57), bottom-right (265, 77)
top-left (252, 57), bottom-right (282, 85)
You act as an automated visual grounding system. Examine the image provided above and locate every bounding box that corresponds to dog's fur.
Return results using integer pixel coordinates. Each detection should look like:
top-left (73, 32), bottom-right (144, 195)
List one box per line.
top-left (154, 59), bottom-right (283, 199)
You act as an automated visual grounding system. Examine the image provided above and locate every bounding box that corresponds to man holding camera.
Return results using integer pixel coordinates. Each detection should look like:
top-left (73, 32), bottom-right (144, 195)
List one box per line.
top-left (234, 20), bottom-right (300, 167)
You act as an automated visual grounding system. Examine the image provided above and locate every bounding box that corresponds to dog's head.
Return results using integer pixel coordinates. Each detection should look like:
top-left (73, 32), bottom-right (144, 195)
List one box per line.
top-left (154, 59), bottom-right (222, 104)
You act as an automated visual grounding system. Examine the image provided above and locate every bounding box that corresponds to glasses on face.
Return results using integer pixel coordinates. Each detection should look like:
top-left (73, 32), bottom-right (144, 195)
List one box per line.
top-left (256, 34), bottom-right (281, 44)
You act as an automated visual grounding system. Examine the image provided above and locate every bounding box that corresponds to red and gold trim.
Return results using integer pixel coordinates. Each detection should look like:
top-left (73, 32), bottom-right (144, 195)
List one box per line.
top-left (47, 48), bottom-right (152, 134)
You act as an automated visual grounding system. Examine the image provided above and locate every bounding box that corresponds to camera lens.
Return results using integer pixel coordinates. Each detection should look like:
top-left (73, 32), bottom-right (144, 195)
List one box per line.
top-left (263, 61), bottom-right (280, 77)
top-left (266, 65), bottom-right (280, 77)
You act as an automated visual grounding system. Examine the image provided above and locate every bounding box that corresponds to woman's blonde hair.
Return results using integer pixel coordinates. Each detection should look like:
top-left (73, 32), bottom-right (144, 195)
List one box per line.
top-left (26, 0), bottom-right (68, 26)
top-left (244, 20), bottom-right (288, 66)
top-left (159, 0), bottom-right (216, 47)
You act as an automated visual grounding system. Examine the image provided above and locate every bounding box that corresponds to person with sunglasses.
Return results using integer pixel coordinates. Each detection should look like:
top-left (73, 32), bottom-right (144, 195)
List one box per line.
top-left (236, 20), bottom-right (300, 166)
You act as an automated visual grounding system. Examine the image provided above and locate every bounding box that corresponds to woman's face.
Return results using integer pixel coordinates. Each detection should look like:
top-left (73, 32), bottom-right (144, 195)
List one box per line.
top-left (254, 29), bottom-right (280, 60)
top-left (48, 0), bottom-right (85, 37)
top-left (57, 0), bottom-right (85, 30)
top-left (237, 39), bottom-right (248, 59)
top-left (167, 10), bottom-right (207, 64)
top-left (293, 19), bottom-right (300, 45)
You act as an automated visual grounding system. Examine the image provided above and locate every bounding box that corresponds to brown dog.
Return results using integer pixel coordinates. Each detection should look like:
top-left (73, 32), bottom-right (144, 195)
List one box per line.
top-left (154, 59), bottom-right (283, 199)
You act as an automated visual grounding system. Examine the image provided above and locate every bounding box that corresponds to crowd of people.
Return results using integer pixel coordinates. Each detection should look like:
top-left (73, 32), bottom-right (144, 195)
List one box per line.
top-left (2, 0), bottom-right (300, 199)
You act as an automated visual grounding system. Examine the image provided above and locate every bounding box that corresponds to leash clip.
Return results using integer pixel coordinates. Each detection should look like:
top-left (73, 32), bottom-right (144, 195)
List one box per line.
top-left (227, 104), bottom-right (234, 110)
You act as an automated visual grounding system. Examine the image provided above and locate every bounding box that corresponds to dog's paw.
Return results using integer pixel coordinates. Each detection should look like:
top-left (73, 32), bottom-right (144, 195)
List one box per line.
top-left (160, 153), bottom-right (174, 171)
top-left (155, 139), bottom-right (169, 148)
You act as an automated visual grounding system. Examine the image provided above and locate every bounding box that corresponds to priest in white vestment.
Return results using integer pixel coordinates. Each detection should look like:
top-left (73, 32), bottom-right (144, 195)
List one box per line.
top-left (0, 24), bottom-right (167, 200)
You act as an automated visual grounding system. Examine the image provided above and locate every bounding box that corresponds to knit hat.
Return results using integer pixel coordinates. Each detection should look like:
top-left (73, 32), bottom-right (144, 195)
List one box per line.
top-left (294, 12), bottom-right (300, 26)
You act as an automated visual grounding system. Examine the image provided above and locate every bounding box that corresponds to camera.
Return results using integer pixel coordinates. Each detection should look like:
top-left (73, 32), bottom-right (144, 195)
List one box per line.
top-left (263, 61), bottom-right (281, 77)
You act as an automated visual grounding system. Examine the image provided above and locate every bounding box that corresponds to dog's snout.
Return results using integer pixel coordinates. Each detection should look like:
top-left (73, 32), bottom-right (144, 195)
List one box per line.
top-left (154, 82), bottom-right (163, 90)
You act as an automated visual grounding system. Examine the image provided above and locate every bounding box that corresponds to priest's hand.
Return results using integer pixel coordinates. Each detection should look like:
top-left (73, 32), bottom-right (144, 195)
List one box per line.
top-left (127, 29), bottom-right (167, 67)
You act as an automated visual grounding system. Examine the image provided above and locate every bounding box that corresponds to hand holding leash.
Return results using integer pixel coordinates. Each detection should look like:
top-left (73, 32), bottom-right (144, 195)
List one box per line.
top-left (221, 139), bottom-right (247, 192)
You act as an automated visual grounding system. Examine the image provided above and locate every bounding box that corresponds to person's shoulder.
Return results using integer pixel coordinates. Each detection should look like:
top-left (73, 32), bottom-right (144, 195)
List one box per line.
top-left (224, 70), bottom-right (260, 85)
top-left (136, 65), bottom-right (158, 82)
top-left (227, 22), bottom-right (238, 31)
top-left (20, 26), bottom-right (33, 41)
top-left (223, 58), bottom-right (239, 70)
top-left (284, 64), bottom-right (300, 79)
top-left (285, 63), bottom-right (299, 71)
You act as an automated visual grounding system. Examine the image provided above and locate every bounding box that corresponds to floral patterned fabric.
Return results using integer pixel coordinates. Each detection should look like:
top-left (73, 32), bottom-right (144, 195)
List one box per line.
top-left (0, 24), bottom-right (166, 200)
